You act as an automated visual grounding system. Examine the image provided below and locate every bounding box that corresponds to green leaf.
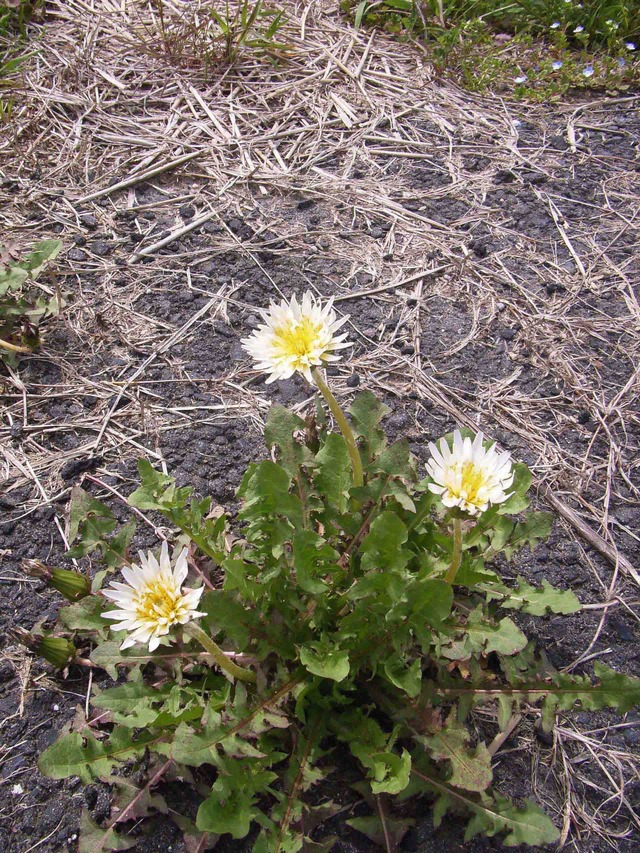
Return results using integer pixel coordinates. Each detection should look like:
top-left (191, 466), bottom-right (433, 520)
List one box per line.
top-left (360, 511), bottom-right (411, 573)
top-left (407, 578), bottom-right (453, 628)
top-left (239, 460), bottom-right (302, 527)
top-left (349, 391), bottom-right (390, 462)
top-left (482, 577), bottom-right (581, 616)
top-left (264, 404), bottom-right (312, 477)
top-left (0, 265), bottom-right (28, 295)
top-left (419, 710), bottom-right (492, 792)
top-left (201, 589), bottom-right (252, 649)
top-left (68, 485), bottom-right (116, 545)
top-left (197, 787), bottom-right (255, 838)
top-left (425, 663), bottom-right (640, 733)
top-left (128, 460), bottom-right (175, 510)
top-left (92, 683), bottom-right (204, 728)
top-left (38, 728), bottom-right (160, 783)
top-left (496, 463), bottom-right (531, 515)
top-left (90, 640), bottom-right (210, 679)
top-left (371, 438), bottom-right (415, 480)
top-left (439, 608), bottom-right (527, 660)
top-left (21, 239), bottom-right (62, 278)
top-left (502, 512), bottom-right (553, 558)
top-left (383, 656), bottom-right (422, 698)
top-left (300, 638), bottom-right (350, 682)
top-left (59, 596), bottom-right (107, 633)
top-left (315, 433), bottom-right (352, 514)
top-left (292, 529), bottom-right (339, 594)
top-left (78, 810), bottom-right (134, 853)
top-left (347, 814), bottom-right (413, 849)
top-left (369, 749), bottom-right (412, 795)
top-left (464, 792), bottom-right (559, 845)
top-left (413, 767), bottom-right (558, 846)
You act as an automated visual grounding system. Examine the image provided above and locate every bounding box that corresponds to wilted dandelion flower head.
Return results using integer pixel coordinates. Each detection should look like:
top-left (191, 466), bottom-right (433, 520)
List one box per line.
top-left (241, 291), bottom-right (351, 384)
top-left (427, 430), bottom-right (514, 516)
top-left (102, 543), bottom-right (205, 651)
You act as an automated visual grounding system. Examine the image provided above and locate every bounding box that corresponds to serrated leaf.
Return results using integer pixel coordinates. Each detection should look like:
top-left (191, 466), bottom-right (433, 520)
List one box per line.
top-left (78, 809), bottom-right (134, 853)
top-left (127, 459), bottom-right (175, 510)
top-left (201, 589), bottom-right (252, 649)
top-left (59, 596), bottom-right (107, 633)
top-left (38, 728), bottom-right (161, 783)
top-left (92, 683), bottom-right (204, 728)
top-left (383, 656), bottom-right (422, 698)
top-left (502, 512), bottom-right (553, 558)
top-left (264, 404), bottom-right (312, 477)
top-left (197, 787), bottom-right (255, 838)
top-left (300, 639), bottom-right (350, 682)
top-left (360, 511), bottom-right (411, 573)
top-left (238, 459), bottom-right (302, 527)
top-left (111, 775), bottom-right (168, 822)
top-left (419, 710), bottom-right (492, 792)
top-left (439, 608), bottom-right (527, 660)
top-left (349, 391), bottom-right (390, 461)
top-left (424, 663), bottom-right (640, 732)
top-left (464, 792), bottom-right (559, 845)
top-left (482, 577), bottom-right (581, 616)
top-left (315, 433), bottom-right (352, 514)
top-left (292, 529), bottom-right (339, 594)
top-left (415, 771), bottom-right (559, 847)
top-left (372, 438), bottom-right (416, 479)
top-left (68, 485), bottom-right (116, 545)
top-left (347, 814), bottom-right (413, 850)
top-left (21, 239), bottom-right (62, 278)
top-left (90, 641), bottom-right (210, 679)
top-left (0, 264), bottom-right (28, 294)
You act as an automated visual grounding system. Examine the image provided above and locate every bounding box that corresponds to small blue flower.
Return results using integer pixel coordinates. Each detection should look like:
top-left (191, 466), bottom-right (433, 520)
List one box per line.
top-left (626, 42), bottom-right (636, 51)
top-left (574, 25), bottom-right (584, 33)
top-left (550, 22), bottom-right (560, 29)
top-left (582, 65), bottom-right (594, 77)
top-left (514, 76), bottom-right (527, 84)
top-left (552, 60), bottom-right (563, 70)
top-left (618, 57), bottom-right (627, 68)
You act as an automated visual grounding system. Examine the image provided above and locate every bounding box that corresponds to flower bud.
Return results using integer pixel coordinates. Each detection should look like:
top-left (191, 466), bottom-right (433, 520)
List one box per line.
top-left (12, 627), bottom-right (76, 668)
top-left (22, 559), bottom-right (91, 602)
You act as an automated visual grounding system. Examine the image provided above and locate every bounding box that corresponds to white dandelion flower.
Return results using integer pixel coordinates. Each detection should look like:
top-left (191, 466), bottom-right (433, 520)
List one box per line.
top-left (426, 430), bottom-right (514, 516)
top-left (102, 543), bottom-right (205, 651)
top-left (241, 291), bottom-right (351, 384)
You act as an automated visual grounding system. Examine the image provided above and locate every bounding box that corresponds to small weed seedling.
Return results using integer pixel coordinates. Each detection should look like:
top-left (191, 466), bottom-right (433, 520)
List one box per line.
top-left (133, 0), bottom-right (291, 73)
top-left (0, 238), bottom-right (62, 365)
top-left (20, 292), bottom-right (640, 850)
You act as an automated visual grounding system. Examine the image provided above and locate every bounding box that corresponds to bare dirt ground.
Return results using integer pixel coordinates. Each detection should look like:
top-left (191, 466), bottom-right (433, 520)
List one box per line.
top-left (1, 1), bottom-right (639, 851)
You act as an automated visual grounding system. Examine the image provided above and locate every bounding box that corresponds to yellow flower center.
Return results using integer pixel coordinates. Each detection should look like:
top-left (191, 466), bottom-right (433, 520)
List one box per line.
top-left (273, 318), bottom-right (323, 360)
top-left (135, 580), bottom-right (181, 626)
top-left (455, 461), bottom-right (486, 503)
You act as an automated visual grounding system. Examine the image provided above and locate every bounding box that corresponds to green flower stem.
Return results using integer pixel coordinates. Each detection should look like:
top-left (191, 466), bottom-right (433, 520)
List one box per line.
top-left (184, 622), bottom-right (256, 683)
top-left (445, 516), bottom-right (463, 585)
top-left (311, 367), bottom-right (363, 488)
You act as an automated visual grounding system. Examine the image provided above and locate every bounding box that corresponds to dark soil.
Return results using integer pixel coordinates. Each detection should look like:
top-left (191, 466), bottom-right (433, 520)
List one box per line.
top-left (2, 82), bottom-right (639, 853)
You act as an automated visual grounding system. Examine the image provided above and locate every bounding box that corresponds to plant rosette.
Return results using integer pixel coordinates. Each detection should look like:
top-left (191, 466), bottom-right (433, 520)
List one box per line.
top-left (20, 292), bottom-right (640, 851)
